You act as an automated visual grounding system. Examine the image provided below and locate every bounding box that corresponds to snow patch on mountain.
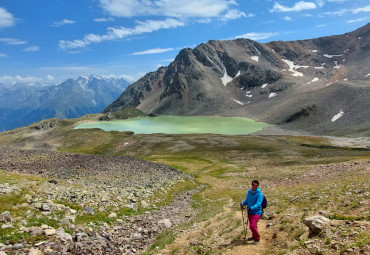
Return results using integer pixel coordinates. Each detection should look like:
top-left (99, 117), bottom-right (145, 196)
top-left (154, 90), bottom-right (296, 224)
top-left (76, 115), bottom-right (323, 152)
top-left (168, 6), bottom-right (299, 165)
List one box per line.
top-left (251, 45), bottom-right (261, 55)
top-left (261, 83), bottom-right (268, 88)
top-left (282, 59), bottom-right (309, 77)
top-left (323, 54), bottom-right (342, 58)
top-left (331, 110), bottom-right (344, 122)
top-left (232, 98), bottom-right (244, 105)
top-left (365, 73), bottom-right (370, 77)
top-left (269, 93), bottom-right (277, 98)
top-left (221, 63), bottom-right (240, 86)
top-left (251, 56), bottom-right (259, 62)
top-left (333, 61), bottom-right (343, 69)
top-left (308, 78), bottom-right (319, 84)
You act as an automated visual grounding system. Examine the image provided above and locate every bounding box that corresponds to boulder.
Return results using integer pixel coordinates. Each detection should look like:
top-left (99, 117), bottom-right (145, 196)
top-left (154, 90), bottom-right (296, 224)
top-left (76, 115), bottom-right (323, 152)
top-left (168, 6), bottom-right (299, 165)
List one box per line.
top-left (41, 203), bottom-right (51, 211)
top-left (44, 228), bottom-right (56, 236)
top-left (107, 212), bottom-right (116, 218)
top-left (303, 216), bottom-right (330, 236)
top-left (0, 211), bottom-right (11, 223)
top-left (56, 228), bottom-right (73, 242)
top-left (158, 219), bottom-right (172, 229)
top-left (84, 206), bottom-right (95, 215)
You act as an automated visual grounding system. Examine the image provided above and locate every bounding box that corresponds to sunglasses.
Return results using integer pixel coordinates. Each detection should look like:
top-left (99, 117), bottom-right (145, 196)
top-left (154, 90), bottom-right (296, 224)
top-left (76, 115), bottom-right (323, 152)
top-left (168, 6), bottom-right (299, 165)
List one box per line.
top-left (251, 184), bottom-right (258, 186)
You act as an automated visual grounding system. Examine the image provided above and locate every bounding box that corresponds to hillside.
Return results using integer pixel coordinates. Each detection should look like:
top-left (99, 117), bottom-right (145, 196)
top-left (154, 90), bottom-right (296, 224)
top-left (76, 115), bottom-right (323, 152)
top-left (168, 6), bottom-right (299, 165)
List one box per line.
top-left (0, 75), bottom-right (129, 132)
top-left (0, 118), bottom-right (369, 254)
top-left (105, 23), bottom-right (370, 137)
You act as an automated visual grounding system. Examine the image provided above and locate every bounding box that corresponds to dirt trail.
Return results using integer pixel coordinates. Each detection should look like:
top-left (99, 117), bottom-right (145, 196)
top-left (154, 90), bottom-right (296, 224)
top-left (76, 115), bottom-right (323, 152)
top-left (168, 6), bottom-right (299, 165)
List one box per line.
top-left (223, 210), bottom-right (268, 255)
top-left (158, 200), bottom-right (269, 255)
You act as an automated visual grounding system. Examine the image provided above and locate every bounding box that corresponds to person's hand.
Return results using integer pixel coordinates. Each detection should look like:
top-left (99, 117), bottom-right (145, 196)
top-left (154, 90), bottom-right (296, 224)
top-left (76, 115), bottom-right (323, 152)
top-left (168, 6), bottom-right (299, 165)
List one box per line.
top-left (240, 203), bottom-right (243, 208)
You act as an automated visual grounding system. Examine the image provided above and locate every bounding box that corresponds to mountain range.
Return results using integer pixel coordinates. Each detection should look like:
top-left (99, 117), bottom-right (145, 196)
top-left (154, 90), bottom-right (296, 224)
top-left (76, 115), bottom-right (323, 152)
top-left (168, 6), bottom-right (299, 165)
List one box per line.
top-left (105, 23), bottom-right (370, 137)
top-left (0, 75), bottom-right (129, 131)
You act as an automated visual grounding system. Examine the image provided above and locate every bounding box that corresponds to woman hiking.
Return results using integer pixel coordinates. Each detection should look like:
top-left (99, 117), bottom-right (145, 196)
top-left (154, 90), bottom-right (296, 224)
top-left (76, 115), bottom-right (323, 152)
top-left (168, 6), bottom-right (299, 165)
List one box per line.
top-left (240, 180), bottom-right (264, 245)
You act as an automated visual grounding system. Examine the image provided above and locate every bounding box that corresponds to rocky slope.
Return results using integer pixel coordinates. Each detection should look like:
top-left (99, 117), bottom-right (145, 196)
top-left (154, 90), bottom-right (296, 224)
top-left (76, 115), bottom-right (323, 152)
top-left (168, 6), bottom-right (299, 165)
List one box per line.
top-left (0, 148), bottom-right (194, 254)
top-left (105, 23), bottom-right (370, 136)
top-left (0, 75), bottom-right (129, 132)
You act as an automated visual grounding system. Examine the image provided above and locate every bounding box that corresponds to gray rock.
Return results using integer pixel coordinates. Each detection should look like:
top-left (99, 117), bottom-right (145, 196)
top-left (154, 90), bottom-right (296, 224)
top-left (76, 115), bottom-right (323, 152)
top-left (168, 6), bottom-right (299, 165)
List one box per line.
top-left (56, 228), bottom-right (72, 242)
top-left (13, 243), bottom-right (24, 249)
top-left (43, 228), bottom-right (56, 236)
top-left (0, 188), bottom-right (11, 194)
top-left (41, 203), bottom-right (51, 211)
top-left (303, 216), bottom-right (330, 236)
top-left (1, 224), bottom-right (13, 229)
top-left (0, 211), bottom-right (11, 223)
top-left (30, 227), bottom-right (44, 236)
top-left (84, 206), bottom-right (95, 215)
top-left (158, 219), bottom-right (172, 229)
top-left (108, 212), bottom-right (117, 218)
top-left (75, 232), bottom-right (88, 242)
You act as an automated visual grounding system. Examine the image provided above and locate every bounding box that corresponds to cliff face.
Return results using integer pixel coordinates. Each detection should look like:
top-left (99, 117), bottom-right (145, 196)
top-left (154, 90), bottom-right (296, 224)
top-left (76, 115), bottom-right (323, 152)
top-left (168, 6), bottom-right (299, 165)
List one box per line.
top-left (105, 23), bottom-right (370, 136)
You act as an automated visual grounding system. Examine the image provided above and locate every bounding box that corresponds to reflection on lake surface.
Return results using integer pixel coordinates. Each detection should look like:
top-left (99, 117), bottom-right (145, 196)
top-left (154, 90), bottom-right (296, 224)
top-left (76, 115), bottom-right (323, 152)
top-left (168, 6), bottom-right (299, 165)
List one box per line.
top-left (75, 115), bottom-right (270, 135)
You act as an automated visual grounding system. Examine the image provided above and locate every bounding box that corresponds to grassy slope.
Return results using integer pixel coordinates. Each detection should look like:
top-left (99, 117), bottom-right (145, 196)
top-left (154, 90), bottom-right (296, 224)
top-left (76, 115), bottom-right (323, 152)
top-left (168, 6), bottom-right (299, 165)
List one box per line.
top-left (0, 118), bottom-right (369, 254)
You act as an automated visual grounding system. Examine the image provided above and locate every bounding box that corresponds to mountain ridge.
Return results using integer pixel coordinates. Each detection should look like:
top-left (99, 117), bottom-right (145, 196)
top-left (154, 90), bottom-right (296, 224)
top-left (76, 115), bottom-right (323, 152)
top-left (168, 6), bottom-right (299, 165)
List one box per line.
top-left (104, 23), bottom-right (370, 137)
top-left (0, 75), bottom-right (130, 131)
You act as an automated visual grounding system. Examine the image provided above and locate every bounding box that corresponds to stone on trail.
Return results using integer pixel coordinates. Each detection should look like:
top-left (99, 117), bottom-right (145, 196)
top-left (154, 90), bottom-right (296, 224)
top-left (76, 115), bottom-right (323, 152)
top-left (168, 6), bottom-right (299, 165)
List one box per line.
top-left (303, 216), bottom-right (330, 236)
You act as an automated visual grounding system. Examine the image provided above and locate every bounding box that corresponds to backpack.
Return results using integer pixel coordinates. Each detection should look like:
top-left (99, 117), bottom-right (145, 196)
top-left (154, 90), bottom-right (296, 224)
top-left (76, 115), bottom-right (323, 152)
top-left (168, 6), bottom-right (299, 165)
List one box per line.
top-left (262, 195), bottom-right (267, 209)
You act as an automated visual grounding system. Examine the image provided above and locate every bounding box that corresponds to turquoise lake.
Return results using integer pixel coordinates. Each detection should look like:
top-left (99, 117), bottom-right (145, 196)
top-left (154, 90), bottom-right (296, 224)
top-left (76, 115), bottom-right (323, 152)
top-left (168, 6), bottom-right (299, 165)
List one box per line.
top-left (74, 115), bottom-right (270, 135)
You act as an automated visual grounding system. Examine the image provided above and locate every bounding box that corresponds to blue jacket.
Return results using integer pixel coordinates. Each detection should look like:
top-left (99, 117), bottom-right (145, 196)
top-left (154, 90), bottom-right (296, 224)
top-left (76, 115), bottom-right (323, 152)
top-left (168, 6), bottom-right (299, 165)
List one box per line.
top-left (242, 187), bottom-right (264, 215)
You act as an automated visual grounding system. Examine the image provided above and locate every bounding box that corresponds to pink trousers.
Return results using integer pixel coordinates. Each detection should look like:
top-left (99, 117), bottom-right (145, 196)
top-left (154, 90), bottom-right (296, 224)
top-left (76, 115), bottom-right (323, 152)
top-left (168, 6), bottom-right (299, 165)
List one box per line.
top-left (248, 213), bottom-right (261, 240)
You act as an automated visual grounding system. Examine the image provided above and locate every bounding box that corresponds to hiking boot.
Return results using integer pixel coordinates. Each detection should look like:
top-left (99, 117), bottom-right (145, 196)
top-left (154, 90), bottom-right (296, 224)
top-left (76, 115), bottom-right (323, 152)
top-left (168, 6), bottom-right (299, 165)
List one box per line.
top-left (246, 237), bottom-right (255, 241)
top-left (253, 240), bottom-right (260, 245)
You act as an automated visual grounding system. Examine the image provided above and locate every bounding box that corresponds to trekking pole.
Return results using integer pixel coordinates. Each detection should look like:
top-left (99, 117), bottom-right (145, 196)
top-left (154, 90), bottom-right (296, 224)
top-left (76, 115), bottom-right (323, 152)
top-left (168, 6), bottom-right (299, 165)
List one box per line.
top-left (241, 206), bottom-right (247, 240)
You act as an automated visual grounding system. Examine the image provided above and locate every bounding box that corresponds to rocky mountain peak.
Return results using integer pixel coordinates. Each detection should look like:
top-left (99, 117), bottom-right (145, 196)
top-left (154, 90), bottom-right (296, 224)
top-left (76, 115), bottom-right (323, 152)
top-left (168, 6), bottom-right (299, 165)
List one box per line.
top-left (105, 23), bottom-right (370, 136)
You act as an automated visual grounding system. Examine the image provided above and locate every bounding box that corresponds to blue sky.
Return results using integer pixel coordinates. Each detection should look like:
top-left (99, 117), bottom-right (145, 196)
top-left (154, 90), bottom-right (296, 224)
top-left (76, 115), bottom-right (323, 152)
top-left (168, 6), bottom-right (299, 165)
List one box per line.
top-left (0, 0), bottom-right (369, 84)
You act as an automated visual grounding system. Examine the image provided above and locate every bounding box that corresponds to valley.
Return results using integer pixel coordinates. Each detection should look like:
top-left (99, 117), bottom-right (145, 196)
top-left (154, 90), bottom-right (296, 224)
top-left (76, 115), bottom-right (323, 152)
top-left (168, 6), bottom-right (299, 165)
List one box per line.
top-left (0, 116), bottom-right (369, 254)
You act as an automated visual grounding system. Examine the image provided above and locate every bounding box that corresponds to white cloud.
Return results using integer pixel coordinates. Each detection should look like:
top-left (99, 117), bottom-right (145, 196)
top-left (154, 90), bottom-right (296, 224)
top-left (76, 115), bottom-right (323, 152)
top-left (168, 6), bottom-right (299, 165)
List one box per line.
top-left (59, 18), bottom-right (185, 50)
top-left (323, 9), bottom-right (348, 16)
top-left (99, 0), bottom-right (237, 18)
top-left (327, 0), bottom-right (348, 2)
top-left (160, 59), bottom-right (175, 62)
top-left (23, 46), bottom-right (40, 52)
top-left (52, 19), bottom-right (76, 27)
top-left (0, 75), bottom-right (42, 84)
top-left (347, 17), bottom-right (368, 23)
top-left (0, 38), bottom-right (27, 45)
top-left (47, 75), bottom-right (55, 81)
top-left (284, 16), bottom-right (292, 21)
top-left (93, 17), bottom-right (114, 22)
top-left (221, 9), bottom-right (249, 21)
top-left (132, 47), bottom-right (174, 55)
top-left (270, 1), bottom-right (316, 12)
top-left (234, 32), bottom-right (279, 41)
top-left (0, 7), bottom-right (15, 29)
top-left (119, 74), bottom-right (136, 83)
top-left (0, 53), bottom-right (6, 57)
top-left (353, 5), bottom-right (370, 14)
top-left (316, 0), bottom-right (325, 7)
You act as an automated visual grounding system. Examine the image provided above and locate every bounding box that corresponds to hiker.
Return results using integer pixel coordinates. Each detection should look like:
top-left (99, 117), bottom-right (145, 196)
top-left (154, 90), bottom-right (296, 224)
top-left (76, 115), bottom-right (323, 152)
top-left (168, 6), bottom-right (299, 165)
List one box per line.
top-left (240, 180), bottom-right (264, 245)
